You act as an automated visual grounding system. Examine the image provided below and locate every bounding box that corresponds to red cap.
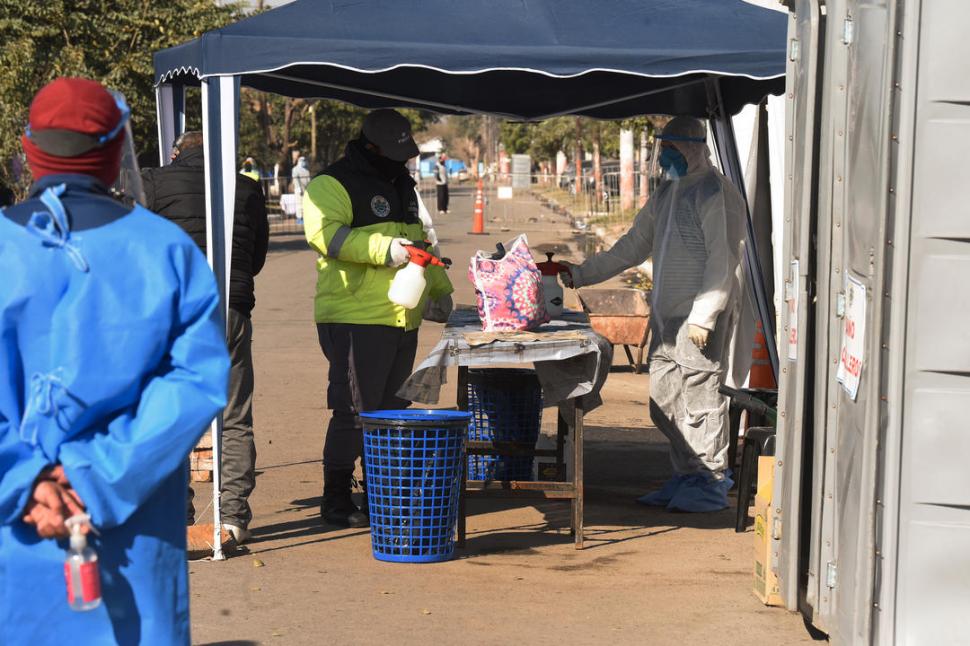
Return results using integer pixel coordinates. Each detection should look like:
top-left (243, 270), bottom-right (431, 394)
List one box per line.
top-left (536, 252), bottom-right (567, 276)
top-left (22, 77), bottom-right (125, 186)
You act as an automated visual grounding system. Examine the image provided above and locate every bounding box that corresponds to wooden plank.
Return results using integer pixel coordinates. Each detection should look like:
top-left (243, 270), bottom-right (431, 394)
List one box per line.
top-left (465, 441), bottom-right (557, 458)
top-left (466, 480), bottom-right (574, 492)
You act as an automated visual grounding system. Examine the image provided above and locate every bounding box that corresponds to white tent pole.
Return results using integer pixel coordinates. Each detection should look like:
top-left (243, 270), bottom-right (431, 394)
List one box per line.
top-left (201, 75), bottom-right (240, 561)
top-left (708, 79), bottom-right (780, 381)
top-left (155, 83), bottom-right (186, 167)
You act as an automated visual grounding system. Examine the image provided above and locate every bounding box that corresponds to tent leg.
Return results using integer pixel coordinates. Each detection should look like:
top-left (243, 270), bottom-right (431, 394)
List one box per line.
top-left (201, 75), bottom-right (241, 561)
top-left (155, 83), bottom-right (185, 167)
top-left (707, 81), bottom-right (780, 383)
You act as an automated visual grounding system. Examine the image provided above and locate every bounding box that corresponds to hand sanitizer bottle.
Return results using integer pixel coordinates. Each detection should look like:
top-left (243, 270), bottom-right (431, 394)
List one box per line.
top-left (64, 514), bottom-right (101, 611)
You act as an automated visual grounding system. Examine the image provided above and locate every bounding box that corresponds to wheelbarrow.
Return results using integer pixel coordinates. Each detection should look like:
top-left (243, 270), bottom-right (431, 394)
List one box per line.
top-left (577, 288), bottom-right (651, 373)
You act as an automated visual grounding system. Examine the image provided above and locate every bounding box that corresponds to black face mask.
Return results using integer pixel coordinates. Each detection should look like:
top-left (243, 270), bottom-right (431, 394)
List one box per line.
top-left (358, 137), bottom-right (406, 181)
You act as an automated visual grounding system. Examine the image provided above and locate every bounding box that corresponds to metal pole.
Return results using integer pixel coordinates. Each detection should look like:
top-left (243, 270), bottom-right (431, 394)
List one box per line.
top-left (708, 80), bottom-right (780, 382)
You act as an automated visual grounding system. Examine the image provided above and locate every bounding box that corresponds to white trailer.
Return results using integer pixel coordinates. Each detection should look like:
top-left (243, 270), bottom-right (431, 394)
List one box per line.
top-left (773, 1), bottom-right (970, 642)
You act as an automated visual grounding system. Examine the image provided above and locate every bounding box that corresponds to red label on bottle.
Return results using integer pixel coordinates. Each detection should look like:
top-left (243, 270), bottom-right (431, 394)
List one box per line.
top-left (79, 561), bottom-right (101, 603)
top-left (65, 561), bottom-right (101, 604)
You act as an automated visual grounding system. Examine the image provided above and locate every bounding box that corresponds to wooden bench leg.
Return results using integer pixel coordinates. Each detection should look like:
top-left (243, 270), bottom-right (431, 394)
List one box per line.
top-left (573, 400), bottom-right (584, 549)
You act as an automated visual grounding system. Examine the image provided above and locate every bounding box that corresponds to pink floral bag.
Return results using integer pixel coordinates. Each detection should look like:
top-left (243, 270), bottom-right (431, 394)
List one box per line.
top-left (468, 234), bottom-right (549, 332)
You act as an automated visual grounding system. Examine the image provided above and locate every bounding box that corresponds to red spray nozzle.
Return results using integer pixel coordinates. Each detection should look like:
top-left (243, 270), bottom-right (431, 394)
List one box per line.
top-left (536, 251), bottom-right (570, 276)
top-left (403, 245), bottom-right (449, 268)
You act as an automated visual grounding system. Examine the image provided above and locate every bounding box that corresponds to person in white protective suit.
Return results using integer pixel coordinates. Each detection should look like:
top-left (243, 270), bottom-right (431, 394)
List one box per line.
top-left (561, 116), bottom-right (746, 512)
top-left (292, 155), bottom-right (312, 224)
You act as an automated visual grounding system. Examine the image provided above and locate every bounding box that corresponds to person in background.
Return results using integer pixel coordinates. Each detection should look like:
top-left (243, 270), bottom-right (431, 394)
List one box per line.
top-left (302, 109), bottom-right (454, 528)
top-left (434, 152), bottom-right (449, 214)
top-left (142, 131), bottom-right (269, 544)
top-left (240, 156), bottom-right (260, 181)
top-left (561, 116), bottom-right (746, 513)
top-left (0, 77), bottom-right (228, 644)
top-left (292, 155), bottom-right (312, 225)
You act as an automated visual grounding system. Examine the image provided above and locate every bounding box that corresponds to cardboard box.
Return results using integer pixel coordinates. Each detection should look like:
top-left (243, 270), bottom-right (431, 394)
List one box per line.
top-left (754, 454), bottom-right (774, 507)
top-left (753, 455), bottom-right (783, 606)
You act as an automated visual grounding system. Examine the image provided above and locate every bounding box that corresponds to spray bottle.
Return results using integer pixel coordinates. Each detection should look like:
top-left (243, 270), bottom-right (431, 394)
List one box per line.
top-left (388, 245), bottom-right (449, 309)
top-left (535, 252), bottom-right (569, 317)
top-left (64, 513), bottom-right (101, 611)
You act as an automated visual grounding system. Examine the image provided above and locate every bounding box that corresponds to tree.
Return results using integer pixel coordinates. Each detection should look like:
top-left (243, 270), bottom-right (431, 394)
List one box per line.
top-left (0, 0), bottom-right (242, 196)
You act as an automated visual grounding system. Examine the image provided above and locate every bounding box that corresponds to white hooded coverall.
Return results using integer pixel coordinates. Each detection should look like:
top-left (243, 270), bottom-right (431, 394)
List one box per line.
top-left (571, 133), bottom-right (746, 479)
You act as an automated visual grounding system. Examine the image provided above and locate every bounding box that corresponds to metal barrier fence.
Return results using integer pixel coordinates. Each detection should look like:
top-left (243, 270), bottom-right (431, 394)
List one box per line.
top-left (256, 176), bottom-right (305, 235)
top-left (260, 171), bottom-right (652, 237)
top-left (260, 175), bottom-right (466, 236)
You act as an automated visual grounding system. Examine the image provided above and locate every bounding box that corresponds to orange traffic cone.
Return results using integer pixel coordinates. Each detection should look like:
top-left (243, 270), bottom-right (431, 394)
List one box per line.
top-left (469, 178), bottom-right (486, 235)
top-left (745, 321), bottom-right (776, 431)
top-left (749, 321), bottom-right (776, 390)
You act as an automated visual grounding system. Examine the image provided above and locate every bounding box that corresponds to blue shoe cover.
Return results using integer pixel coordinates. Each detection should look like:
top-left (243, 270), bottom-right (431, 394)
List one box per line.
top-left (636, 474), bottom-right (690, 506)
top-left (666, 473), bottom-right (734, 513)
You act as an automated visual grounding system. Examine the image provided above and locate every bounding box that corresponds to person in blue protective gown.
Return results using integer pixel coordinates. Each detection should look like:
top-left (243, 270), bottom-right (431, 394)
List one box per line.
top-left (0, 78), bottom-right (229, 645)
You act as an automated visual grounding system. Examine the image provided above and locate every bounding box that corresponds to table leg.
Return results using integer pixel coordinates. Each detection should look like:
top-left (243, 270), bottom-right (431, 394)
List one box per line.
top-left (556, 404), bottom-right (567, 478)
top-left (573, 399), bottom-right (584, 549)
top-left (457, 366), bottom-right (469, 548)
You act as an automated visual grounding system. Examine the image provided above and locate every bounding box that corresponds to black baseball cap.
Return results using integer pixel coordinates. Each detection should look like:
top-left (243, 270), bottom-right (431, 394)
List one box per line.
top-left (361, 109), bottom-right (419, 161)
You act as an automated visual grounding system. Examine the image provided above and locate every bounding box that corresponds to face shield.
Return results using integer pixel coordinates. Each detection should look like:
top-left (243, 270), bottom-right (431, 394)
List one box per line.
top-left (106, 90), bottom-right (146, 207)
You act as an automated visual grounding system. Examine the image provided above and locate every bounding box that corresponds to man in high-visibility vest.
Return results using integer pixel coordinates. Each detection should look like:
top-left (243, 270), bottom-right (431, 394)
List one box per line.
top-left (302, 109), bottom-right (453, 528)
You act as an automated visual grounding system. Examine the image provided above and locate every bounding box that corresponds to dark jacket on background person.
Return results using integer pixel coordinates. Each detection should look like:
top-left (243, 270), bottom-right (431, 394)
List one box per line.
top-left (142, 147), bottom-right (269, 316)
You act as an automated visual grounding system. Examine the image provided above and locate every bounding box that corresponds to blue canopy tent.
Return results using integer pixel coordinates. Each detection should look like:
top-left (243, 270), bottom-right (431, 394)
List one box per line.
top-left (153, 0), bottom-right (787, 557)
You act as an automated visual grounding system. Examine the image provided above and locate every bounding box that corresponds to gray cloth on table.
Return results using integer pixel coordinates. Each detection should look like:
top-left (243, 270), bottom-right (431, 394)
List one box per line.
top-left (398, 308), bottom-right (612, 411)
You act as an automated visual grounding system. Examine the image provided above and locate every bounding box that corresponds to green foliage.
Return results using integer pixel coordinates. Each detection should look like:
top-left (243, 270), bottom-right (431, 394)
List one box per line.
top-left (236, 93), bottom-right (437, 175)
top-left (0, 0), bottom-right (241, 194)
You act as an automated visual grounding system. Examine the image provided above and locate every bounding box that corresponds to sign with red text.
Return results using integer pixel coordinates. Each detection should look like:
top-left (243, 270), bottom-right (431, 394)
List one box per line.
top-left (787, 260), bottom-right (799, 361)
top-left (836, 274), bottom-right (866, 400)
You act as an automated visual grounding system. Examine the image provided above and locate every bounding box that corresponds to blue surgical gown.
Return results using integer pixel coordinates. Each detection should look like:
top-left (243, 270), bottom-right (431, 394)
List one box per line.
top-left (0, 175), bottom-right (230, 645)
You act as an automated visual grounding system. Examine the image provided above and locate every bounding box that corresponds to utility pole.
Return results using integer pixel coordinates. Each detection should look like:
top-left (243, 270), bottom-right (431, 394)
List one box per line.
top-left (638, 128), bottom-right (649, 208)
top-left (309, 102), bottom-right (317, 162)
top-left (574, 116), bottom-right (583, 197)
top-left (620, 128), bottom-right (634, 211)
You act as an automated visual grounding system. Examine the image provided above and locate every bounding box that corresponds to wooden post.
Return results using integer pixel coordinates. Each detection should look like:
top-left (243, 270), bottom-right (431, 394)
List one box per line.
top-left (573, 399), bottom-right (584, 549)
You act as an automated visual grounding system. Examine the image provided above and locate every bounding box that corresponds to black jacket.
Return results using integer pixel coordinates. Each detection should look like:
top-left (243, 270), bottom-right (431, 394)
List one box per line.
top-left (142, 147), bottom-right (269, 316)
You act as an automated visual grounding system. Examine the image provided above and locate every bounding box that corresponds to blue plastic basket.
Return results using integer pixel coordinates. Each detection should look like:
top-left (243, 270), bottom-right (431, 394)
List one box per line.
top-left (466, 369), bottom-right (543, 481)
top-left (361, 410), bottom-right (469, 563)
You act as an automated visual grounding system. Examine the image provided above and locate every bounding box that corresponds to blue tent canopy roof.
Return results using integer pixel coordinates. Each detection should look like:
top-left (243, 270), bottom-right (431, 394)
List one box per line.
top-left (154, 0), bottom-right (786, 118)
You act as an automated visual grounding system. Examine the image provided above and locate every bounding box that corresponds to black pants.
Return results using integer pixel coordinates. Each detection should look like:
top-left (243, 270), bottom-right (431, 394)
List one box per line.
top-left (436, 184), bottom-right (449, 213)
top-left (317, 323), bottom-right (419, 470)
top-left (220, 309), bottom-right (257, 527)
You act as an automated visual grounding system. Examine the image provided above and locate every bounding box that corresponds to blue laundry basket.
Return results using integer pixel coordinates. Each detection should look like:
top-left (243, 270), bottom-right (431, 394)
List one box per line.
top-left (466, 369), bottom-right (543, 481)
top-left (361, 410), bottom-right (469, 563)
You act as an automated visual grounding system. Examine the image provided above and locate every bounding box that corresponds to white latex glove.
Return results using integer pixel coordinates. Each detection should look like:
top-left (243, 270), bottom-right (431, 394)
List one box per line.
top-left (687, 324), bottom-right (711, 350)
top-left (387, 238), bottom-right (414, 267)
top-left (558, 261), bottom-right (577, 289)
top-left (423, 293), bottom-right (454, 323)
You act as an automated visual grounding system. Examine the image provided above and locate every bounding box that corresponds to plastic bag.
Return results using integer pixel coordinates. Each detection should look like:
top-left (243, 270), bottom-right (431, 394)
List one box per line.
top-left (468, 234), bottom-right (549, 331)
